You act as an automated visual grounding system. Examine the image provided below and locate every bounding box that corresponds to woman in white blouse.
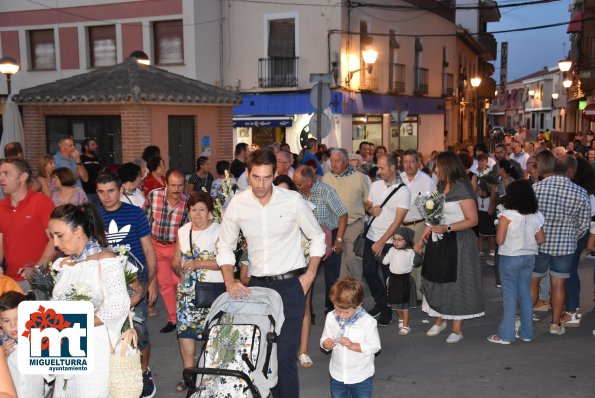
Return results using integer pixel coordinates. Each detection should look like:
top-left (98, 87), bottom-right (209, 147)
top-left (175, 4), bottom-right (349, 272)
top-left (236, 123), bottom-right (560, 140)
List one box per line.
top-left (50, 203), bottom-right (130, 397)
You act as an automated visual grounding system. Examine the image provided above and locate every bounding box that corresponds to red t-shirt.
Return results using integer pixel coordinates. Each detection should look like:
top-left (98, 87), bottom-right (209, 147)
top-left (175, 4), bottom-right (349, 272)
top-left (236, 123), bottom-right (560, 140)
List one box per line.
top-left (0, 190), bottom-right (55, 280)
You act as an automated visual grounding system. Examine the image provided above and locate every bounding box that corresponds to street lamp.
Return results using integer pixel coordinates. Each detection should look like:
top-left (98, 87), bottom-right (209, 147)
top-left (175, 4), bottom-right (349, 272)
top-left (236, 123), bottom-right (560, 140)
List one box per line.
top-left (129, 50), bottom-right (150, 65)
top-left (558, 60), bottom-right (572, 72)
top-left (0, 56), bottom-right (20, 95)
top-left (345, 48), bottom-right (378, 85)
top-left (551, 92), bottom-right (559, 109)
top-left (470, 77), bottom-right (482, 142)
top-left (562, 79), bottom-right (572, 88)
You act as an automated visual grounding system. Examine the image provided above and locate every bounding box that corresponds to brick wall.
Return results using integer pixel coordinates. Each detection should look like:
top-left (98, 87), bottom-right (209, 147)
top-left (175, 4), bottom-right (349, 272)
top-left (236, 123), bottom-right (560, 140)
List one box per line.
top-left (21, 102), bottom-right (235, 168)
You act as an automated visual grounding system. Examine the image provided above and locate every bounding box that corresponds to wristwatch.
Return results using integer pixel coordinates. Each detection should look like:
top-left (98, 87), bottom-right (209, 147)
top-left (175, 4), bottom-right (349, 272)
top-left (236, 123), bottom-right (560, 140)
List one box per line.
top-left (446, 224), bottom-right (452, 233)
top-left (336, 237), bottom-right (343, 243)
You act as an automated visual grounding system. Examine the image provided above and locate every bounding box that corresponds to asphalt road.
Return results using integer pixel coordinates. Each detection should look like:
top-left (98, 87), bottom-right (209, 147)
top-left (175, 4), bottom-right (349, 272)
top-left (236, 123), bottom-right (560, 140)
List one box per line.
top-left (147, 253), bottom-right (595, 398)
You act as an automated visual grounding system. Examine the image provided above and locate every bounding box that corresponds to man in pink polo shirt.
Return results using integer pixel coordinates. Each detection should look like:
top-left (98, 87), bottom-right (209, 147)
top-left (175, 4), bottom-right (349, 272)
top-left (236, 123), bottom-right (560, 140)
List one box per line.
top-left (0, 158), bottom-right (55, 292)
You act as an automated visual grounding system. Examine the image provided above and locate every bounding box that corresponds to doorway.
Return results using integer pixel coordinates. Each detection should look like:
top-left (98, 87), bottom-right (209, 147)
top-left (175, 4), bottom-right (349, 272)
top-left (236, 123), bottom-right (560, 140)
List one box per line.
top-left (168, 116), bottom-right (195, 174)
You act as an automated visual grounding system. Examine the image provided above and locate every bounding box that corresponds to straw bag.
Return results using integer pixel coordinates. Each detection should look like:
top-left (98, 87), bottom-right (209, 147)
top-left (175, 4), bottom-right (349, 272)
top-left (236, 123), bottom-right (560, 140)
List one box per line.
top-left (107, 313), bottom-right (143, 397)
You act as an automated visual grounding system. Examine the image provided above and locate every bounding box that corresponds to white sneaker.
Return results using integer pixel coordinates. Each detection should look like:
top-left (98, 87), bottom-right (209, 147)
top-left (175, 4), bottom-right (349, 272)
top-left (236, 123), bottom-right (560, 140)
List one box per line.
top-left (446, 332), bottom-right (463, 343)
top-left (426, 322), bottom-right (447, 336)
top-left (514, 318), bottom-right (521, 339)
top-left (561, 312), bottom-right (581, 328)
top-left (549, 323), bottom-right (565, 336)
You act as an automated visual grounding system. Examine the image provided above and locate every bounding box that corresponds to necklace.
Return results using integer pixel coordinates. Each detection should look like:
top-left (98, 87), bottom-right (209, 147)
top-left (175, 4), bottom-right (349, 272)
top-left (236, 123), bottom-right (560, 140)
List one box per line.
top-left (188, 223), bottom-right (211, 257)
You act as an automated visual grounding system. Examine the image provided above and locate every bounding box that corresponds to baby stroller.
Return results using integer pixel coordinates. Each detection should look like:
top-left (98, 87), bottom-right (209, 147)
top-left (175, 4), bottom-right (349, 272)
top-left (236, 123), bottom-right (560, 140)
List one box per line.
top-left (183, 287), bottom-right (285, 398)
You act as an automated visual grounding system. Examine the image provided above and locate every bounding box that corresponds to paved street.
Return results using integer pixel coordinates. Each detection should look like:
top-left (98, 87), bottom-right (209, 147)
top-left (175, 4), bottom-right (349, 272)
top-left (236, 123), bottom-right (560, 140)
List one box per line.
top-left (147, 253), bottom-right (595, 398)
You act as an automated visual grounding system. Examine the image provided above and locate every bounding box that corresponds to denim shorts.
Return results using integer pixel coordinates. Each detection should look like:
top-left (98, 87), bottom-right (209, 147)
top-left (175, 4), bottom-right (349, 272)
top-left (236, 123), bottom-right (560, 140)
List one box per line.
top-left (532, 252), bottom-right (574, 279)
top-left (133, 296), bottom-right (150, 351)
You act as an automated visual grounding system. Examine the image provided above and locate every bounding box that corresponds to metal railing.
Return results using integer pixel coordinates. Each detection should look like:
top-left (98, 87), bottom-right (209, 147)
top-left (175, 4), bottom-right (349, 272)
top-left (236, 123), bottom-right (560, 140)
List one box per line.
top-left (414, 67), bottom-right (429, 95)
top-left (443, 73), bottom-right (454, 96)
top-left (360, 67), bottom-right (378, 91)
top-left (391, 63), bottom-right (406, 94)
top-left (258, 57), bottom-right (299, 88)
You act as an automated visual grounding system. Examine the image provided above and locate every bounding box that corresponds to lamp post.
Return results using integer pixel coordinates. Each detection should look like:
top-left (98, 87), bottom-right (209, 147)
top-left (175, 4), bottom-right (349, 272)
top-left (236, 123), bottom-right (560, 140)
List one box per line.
top-left (0, 57), bottom-right (20, 95)
top-left (470, 77), bottom-right (482, 143)
top-left (129, 50), bottom-right (150, 65)
top-left (345, 48), bottom-right (378, 86)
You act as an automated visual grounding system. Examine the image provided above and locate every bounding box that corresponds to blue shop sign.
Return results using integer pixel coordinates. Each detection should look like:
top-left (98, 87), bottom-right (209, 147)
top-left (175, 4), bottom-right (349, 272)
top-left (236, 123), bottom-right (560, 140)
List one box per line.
top-left (233, 117), bottom-right (293, 128)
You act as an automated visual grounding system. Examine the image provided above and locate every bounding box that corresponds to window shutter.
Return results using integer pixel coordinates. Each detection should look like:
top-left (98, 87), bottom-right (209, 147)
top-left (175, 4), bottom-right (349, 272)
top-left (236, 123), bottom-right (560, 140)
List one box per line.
top-left (268, 19), bottom-right (295, 58)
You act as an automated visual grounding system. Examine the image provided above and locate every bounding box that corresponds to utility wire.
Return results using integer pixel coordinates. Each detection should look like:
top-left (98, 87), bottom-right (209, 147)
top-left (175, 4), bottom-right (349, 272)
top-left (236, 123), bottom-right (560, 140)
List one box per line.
top-left (350, 0), bottom-right (562, 11)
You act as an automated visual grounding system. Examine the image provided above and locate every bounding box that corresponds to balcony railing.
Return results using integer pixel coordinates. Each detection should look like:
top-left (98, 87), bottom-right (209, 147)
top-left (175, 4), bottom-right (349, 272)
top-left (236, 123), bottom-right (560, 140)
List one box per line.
top-left (360, 67), bottom-right (378, 91)
top-left (443, 73), bottom-right (454, 96)
top-left (414, 67), bottom-right (429, 96)
top-left (391, 63), bottom-right (406, 94)
top-left (258, 57), bottom-right (299, 88)
top-left (478, 32), bottom-right (497, 61)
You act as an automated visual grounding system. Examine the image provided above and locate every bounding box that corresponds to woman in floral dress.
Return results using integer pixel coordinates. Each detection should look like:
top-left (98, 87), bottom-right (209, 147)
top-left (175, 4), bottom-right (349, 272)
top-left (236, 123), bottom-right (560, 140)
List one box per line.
top-left (171, 192), bottom-right (222, 392)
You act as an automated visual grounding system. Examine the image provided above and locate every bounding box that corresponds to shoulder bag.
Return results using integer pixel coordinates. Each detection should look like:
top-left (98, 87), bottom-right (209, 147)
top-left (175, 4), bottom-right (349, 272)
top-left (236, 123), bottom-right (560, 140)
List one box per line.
top-left (353, 183), bottom-right (405, 258)
top-left (190, 227), bottom-right (226, 308)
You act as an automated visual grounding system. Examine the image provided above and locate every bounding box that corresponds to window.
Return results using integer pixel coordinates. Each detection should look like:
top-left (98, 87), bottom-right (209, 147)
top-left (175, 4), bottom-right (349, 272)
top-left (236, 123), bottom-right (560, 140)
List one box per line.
top-left (29, 29), bottom-right (56, 70)
top-left (46, 116), bottom-right (122, 164)
top-left (259, 18), bottom-right (297, 87)
top-left (154, 20), bottom-right (184, 65)
top-left (89, 25), bottom-right (116, 67)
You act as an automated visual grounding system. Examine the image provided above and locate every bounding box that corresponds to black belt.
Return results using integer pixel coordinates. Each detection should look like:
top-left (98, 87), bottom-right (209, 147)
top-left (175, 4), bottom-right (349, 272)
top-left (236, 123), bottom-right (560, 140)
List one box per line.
top-left (152, 238), bottom-right (176, 245)
top-left (403, 219), bottom-right (424, 226)
top-left (251, 268), bottom-right (306, 282)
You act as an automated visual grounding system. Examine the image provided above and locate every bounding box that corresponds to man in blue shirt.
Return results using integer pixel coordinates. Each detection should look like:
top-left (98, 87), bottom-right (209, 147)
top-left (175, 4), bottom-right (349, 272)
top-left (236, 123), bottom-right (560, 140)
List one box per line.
top-left (53, 135), bottom-right (88, 189)
top-left (96, 172), bottom-right (158, 398)
top-left (302, 137), bottom-right (324, 177)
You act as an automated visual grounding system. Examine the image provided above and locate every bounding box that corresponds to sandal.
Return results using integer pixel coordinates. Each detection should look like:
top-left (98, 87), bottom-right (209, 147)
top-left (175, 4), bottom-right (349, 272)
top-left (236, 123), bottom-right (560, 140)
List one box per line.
top-left (175, 379), bottom-right (188, 392)
top-left (398, 326), bottom-right (411, 336)
top-left (298, 353), bottom-right (313, 368)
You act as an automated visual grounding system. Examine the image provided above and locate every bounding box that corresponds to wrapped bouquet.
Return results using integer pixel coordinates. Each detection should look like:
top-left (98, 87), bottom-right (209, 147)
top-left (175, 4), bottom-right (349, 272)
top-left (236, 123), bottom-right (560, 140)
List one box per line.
top-left (414, 191), bottom-right (446, 241)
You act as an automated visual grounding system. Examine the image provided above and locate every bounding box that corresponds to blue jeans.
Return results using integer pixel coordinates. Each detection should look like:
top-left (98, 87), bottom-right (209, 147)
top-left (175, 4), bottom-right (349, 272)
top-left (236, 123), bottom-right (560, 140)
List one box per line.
top-left (497, 255), bottom-right (534, 342)
top-left (330, 376), bottom-right (373, 398)
top-left (565, 234), bottom-right (588, 312)
top-left (133, 296), bottom-right (150, 351)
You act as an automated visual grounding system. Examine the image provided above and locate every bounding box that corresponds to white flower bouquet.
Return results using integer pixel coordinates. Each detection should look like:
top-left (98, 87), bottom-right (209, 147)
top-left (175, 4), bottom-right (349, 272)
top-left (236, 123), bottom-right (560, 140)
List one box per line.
top-left (58, 282), bottom-right (100, 308)
top-left (414, 191), bottom-right (446, 241)
top-left (414, 191), bottom-right (445, 226)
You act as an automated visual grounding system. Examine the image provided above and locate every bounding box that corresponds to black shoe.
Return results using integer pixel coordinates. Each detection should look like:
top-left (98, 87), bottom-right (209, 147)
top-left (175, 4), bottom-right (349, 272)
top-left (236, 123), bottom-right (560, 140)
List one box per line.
top-left (141, 368), bottom-right (157, 398)
top-left (378, 310), bottom-right (392, 327)
top-left (159, 322), bottom-right (176, 333)
top-left (367, 305), bottom-right (382, 318)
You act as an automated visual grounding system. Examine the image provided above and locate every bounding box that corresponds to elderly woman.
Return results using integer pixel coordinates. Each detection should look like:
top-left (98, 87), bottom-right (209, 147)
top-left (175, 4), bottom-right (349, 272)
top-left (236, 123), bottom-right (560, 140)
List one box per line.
top-left (416, 151), bottom-right (484, 344)
top-left (50, 203), bottom-right (130, 397)
top-left (52, 167), bottom-right (87, 206)
top-left (171, 192), bottom-right (222, 392)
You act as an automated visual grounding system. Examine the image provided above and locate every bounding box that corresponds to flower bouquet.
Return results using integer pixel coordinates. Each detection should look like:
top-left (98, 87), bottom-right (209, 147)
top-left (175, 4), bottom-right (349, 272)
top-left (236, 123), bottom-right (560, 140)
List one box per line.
top-left (25, 262), bottom-right (56, 298)
top-left (414, 191), bottom-right (446, 241)
top-left (57, 282), bottom-right (100, 308)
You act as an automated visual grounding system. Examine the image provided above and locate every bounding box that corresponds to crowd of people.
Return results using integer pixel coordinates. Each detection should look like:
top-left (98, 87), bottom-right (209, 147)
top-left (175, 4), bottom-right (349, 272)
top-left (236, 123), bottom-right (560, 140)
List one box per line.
top-left (0, 131), bottom-right (593, 398)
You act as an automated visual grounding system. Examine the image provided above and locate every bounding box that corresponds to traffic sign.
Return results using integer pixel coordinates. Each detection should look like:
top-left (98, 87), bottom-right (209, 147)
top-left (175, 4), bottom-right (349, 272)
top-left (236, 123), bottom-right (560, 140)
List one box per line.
top-left (308, 113), bottom-right (331, 138)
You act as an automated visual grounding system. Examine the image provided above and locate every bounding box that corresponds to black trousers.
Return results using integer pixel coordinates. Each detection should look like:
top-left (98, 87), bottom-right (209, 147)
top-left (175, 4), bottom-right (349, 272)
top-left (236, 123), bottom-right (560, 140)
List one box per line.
top-left (249, 276), bottom-right (306, 398)
top-left (362, 238), bottom-right (389, 310)
top-left (322, 228), bottom-right (341, 312)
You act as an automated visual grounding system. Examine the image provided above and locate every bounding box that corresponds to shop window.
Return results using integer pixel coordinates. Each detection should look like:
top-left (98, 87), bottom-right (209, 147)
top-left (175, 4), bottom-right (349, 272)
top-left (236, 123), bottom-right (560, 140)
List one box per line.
top-left (89, 25), bottom-right (117, 67)
top-left (390, 114), bottom-right (419, 151)
top-left (46, 116), bottom-right (122, 164)
top-left (352, 115), bottom-right (382, 153)
top-left (29, 29), bottom-right (56, 70)
top-left (154, 20), bottom-right (184, 65)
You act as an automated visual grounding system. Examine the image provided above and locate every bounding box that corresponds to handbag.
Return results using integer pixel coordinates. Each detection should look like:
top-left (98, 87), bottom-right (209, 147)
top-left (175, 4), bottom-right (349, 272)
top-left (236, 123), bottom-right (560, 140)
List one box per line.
top-left (107, 313), bottom-right (143, 398)
top-left (188, 227), bottom-right (226, 308)
top-left (353, 184), bottom-right (405, 258)
top-left (195, 281), bottom-right (226, 308)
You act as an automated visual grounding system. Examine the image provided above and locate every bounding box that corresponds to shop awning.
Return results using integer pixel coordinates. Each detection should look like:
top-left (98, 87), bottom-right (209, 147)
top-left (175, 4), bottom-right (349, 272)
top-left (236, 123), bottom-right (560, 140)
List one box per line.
top-left (233, 116), bottom-right (293, 128)
top-left (568, 12), bottom-right (584, 33)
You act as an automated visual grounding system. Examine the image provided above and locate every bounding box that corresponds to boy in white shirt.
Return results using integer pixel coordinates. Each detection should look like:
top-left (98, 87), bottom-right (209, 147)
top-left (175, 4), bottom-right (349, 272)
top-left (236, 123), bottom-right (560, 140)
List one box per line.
top-left (321, 277), bottom-right (381, 397)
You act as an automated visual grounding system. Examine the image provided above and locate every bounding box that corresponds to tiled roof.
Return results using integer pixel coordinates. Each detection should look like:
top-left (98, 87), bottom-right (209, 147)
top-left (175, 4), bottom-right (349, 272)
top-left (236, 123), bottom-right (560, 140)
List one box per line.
top-left (13, 57), bottom-right (241, 105)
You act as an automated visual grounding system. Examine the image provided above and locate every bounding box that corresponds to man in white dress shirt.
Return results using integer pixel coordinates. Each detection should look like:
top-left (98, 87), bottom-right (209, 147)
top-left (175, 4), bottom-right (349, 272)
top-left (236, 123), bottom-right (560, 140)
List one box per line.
top-left (363, 154), bottom-right (410, 326)
top-left (400, 149), bottom-right (436, 300)
top-left (217, 149), bottom-right (325, 398)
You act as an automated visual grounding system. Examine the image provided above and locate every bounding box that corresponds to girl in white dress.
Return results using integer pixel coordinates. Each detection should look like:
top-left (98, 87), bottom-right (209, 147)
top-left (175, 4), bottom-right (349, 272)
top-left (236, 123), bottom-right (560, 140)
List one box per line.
top-left (49, 203), bottom-right (130, 398)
